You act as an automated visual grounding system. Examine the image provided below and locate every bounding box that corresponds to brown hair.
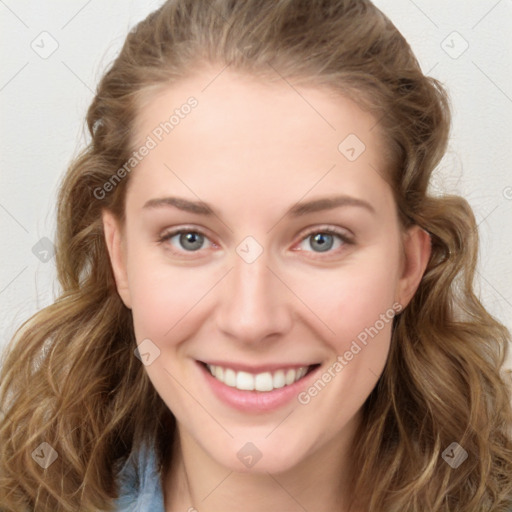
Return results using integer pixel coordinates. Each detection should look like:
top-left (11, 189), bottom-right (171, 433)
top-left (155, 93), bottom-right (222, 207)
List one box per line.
top-left (1, 1), bottom-right (511, 510)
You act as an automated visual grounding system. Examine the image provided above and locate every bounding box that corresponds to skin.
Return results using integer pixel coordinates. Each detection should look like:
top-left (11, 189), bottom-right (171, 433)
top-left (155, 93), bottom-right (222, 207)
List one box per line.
top-left (103, 65), bottom-right (431, 512)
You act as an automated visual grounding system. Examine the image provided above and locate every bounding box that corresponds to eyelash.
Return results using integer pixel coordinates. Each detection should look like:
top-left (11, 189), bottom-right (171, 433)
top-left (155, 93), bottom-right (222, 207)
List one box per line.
top-left (157, 225), bottom-right (354, 258)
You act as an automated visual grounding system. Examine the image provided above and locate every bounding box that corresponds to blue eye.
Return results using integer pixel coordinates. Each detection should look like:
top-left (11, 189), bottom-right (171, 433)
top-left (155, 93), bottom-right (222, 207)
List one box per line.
top-left (159, 229), bottom-right (213, 252)
top-left (296, 228), bottom-right (351, 254)
top-left (158, 226), bottom-right (353, 257)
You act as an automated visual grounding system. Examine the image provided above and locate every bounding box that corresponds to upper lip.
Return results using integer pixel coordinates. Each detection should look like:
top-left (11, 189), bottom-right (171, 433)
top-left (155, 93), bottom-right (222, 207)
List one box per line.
top-left (198, 360), bottom-right (320, 373)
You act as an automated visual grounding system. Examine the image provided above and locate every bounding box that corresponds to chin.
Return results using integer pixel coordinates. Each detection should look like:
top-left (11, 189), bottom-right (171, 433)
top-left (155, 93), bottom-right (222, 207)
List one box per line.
top-left (204, 434), bottom-right (315, 475)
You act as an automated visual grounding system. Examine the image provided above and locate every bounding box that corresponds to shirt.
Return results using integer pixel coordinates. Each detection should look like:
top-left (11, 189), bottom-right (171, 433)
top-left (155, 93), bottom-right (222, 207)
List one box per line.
top-left (113, 440), bottom-right (166, 511)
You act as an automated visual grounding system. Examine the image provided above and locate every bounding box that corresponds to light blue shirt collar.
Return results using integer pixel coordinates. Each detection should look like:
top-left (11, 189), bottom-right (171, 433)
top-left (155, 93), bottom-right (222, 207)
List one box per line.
top-left (114, 440), bottom-right (166, 511)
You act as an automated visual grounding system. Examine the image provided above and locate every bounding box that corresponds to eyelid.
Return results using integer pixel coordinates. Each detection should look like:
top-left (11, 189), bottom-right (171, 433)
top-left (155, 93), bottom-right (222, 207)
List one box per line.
top-left (158, 223), bottom-right (354, 256)
top-left (159, 225), bottom-right (211, 239)
top-left (292, 224), bottom-right (354, 258)
top-left (158, 225), bottom-right (215, 253)
top-left (296, 224), bottom-right (354, 243)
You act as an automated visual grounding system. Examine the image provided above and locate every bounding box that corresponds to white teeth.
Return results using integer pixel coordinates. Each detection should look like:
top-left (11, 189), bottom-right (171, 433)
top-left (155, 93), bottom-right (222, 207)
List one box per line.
top-left (273, 370), bottom-right (286, 389)
top-left (206, 364), bottom-right (311, 392)
top-left (214, 366), bottom-right (224, 381)
top-left (255, 372), bottom-right (273, 391)
top-left (285, 368), bottom-right (296, 385)
top-left (224, 368), bottom-right (236, 387)
top-left (236, 371), bottom-right (254, 391)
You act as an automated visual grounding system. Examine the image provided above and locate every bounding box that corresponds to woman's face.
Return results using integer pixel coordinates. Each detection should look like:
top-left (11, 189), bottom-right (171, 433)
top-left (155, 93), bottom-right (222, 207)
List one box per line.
top-left (103, 66), bottom-right (430, 474)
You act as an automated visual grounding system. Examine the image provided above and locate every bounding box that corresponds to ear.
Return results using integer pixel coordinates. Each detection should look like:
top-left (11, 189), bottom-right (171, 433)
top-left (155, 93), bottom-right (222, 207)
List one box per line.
top-left (102, 209), bottom-right (132, 309)
top-left (396, 225), bottom-right (431, 309)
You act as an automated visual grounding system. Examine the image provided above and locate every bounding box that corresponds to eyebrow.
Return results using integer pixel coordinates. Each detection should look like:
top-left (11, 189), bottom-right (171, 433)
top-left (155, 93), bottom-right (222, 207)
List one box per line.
top-left (142, 194), bottom-right (376, 216)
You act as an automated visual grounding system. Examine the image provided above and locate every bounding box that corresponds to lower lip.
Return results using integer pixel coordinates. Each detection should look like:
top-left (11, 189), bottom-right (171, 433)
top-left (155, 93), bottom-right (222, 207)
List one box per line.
top-left (197, 361), bottom-right (321, 413)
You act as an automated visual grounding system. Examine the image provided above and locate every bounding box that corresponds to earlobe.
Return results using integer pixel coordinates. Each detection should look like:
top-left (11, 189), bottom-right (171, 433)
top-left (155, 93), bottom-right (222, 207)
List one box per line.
top-left (102, 210), bottom-right (132, 309)
top-left (396, 225), bottom-right (432, 309)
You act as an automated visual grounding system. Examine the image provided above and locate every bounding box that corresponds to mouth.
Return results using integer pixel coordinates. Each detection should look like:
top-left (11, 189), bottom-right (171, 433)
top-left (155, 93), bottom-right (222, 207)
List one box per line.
top-left (196, 359), bottom-right (323, 412)
top-left (202, 362), bottom-right (320, 393)
top-left (197, 359), bottom-right (322, 412)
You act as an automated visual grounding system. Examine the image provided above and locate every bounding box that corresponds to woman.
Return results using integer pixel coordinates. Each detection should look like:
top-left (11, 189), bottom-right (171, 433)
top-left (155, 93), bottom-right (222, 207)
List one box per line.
top-left (1, 1), bottom-right (511, 511)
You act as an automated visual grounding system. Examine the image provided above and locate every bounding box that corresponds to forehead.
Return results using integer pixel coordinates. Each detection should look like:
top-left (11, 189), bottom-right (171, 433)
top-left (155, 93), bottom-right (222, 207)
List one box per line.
top-left (135, 67), bottom-right (384, 149)
top-left (128, 67), bottom-right (393, 214)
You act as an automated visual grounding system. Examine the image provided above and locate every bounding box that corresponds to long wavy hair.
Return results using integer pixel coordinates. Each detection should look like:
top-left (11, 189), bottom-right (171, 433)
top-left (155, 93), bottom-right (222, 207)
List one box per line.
top-left (1, 1), bottom-right (511, 510)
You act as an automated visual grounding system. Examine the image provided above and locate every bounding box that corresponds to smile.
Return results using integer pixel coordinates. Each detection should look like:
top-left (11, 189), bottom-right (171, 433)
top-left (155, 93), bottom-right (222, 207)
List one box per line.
top-left (205, 363), bottom-right (314, 392)
top-left (197, 360), bottom-right (322, 412)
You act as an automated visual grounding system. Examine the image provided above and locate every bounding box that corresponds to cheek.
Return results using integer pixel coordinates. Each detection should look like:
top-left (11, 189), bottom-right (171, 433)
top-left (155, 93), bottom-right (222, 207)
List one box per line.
top-left (129, 270), bottom-right (209, 343)
top-left (292, 256), bottom-right (400, 428)
top-left (294, 245), bottom-right (401, 351)
top-left (125, 229), bottom-right (402, 348)
top-left (124, 242), bottom-right (209, 342)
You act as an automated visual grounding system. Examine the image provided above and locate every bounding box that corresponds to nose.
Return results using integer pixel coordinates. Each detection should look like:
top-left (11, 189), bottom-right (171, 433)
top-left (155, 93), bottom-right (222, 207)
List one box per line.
top-left (214, 249), bottom-right (292, 345)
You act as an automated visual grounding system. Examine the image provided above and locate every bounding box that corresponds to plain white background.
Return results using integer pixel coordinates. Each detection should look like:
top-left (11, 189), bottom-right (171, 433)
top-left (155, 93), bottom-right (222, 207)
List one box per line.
top-left (1, 0), bottom-right (511, 369)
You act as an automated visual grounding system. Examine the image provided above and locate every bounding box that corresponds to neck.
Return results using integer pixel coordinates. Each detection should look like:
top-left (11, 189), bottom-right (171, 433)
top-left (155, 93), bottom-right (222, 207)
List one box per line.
top-left (162, 413), bottom-right (364, 512)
